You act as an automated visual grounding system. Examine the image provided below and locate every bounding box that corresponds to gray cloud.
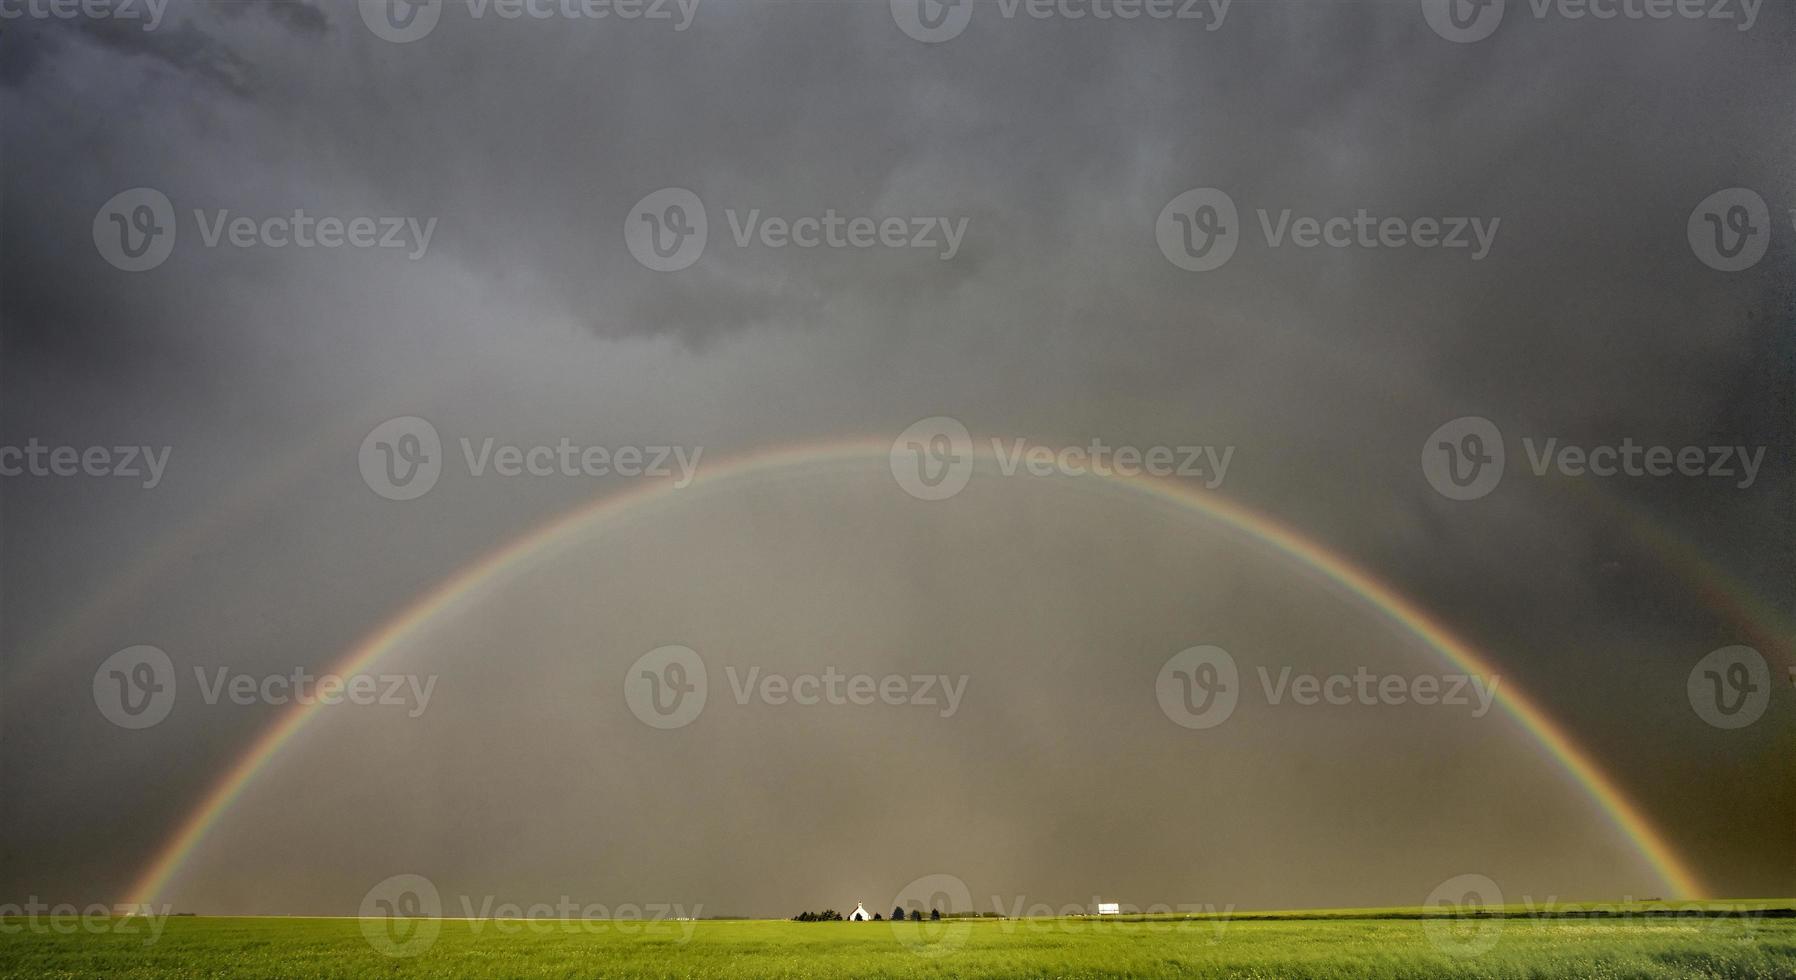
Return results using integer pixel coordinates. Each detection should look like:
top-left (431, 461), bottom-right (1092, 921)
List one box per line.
top-left (2, 0), bottom-right (1791, 913)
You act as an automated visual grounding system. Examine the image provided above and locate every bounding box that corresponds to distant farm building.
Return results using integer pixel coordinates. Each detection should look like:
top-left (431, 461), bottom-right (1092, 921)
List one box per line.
top-left (1097, 902), bottom-right (1121, 915)
top-left (849, 903), bottom-right (871, 921)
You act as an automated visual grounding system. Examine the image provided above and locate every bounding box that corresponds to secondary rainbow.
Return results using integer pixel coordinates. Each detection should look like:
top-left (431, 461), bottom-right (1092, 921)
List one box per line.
top-left (124, 439), bottom-right (1710, 907)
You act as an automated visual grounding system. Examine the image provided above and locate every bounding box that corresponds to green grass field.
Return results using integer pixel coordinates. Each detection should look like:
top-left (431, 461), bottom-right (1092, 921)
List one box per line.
top-left (3, 903), bottom-right (1792, 978)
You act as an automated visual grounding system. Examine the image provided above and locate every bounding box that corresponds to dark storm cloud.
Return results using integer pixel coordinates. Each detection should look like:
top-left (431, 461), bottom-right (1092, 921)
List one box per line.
top-left (2, 16), bottom-right (250, 93)
top-left (2, 0), bottom-right (1791, 914)
top-left (9, 1), bottom-right (1790, 362)
top-left (217, 0), bottom-right (329, 34)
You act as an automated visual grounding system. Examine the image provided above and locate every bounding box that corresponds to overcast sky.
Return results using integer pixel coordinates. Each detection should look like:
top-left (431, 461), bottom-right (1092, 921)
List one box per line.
top-left (2, 0), bottom-right (1792, 917)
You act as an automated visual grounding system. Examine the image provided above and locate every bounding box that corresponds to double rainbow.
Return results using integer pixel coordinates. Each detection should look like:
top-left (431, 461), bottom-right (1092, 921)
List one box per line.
top-left (124, 439), bottom-right (1709, 906)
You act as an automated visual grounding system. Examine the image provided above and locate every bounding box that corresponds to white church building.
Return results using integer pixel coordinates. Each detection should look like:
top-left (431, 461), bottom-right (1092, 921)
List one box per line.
top-left (848, 903), bottom-right (871, 921)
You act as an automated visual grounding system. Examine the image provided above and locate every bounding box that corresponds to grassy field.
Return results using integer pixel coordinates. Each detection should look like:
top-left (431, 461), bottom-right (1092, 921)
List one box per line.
top-left (2, 903), bottom-right (1792, 978)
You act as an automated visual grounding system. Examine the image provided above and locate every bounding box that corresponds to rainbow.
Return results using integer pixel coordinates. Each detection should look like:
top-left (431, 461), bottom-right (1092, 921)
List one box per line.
top-left (123, 439), bottom-right (1709, 907)
top-left (1564, 477), bottom-right (1794, 669)
top-left (12, 374), bottom-right (461, 702)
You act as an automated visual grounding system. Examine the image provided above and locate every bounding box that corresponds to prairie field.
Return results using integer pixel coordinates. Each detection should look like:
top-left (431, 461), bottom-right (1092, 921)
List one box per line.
top-left (2, 903), bottom-right (1792, 979)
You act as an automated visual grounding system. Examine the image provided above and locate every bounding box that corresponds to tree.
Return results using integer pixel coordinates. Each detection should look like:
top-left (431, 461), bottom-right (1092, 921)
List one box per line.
top-left (893, 906), bottom-right (906, 922)
top-left (819, 909), bottom-right (842, 922)
top-left (872, 913), bottom-right (882, 921)
top-left (930, 908), bottom-right (941, 921)
top-left (908, 908), bottom-right (923, 921)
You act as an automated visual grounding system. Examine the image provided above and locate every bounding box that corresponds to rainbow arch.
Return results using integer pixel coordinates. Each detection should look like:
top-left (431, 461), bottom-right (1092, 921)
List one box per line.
top-left (123, 438), bottom-right (1710, 906)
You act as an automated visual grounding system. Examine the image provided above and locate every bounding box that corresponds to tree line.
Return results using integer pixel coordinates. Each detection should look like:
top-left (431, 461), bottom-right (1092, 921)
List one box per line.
top-left (791, 907), bottom-right (943, 922)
